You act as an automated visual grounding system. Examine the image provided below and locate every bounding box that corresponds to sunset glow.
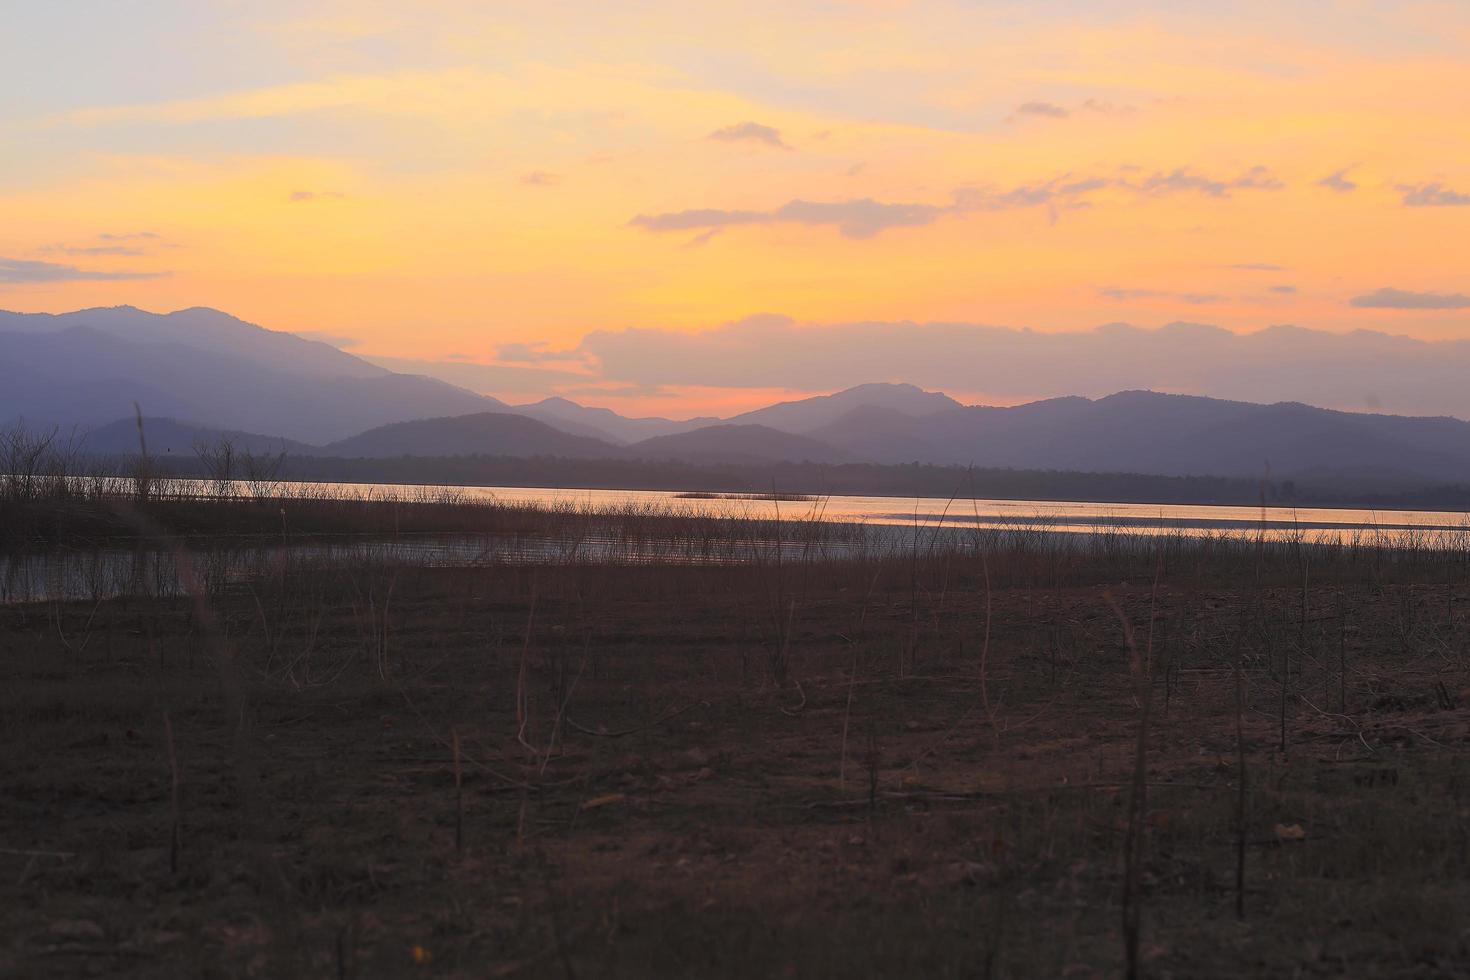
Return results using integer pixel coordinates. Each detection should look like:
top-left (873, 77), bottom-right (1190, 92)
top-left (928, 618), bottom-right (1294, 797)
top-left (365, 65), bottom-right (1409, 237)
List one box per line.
top-left (3, 1), bottom-right (1468, 415)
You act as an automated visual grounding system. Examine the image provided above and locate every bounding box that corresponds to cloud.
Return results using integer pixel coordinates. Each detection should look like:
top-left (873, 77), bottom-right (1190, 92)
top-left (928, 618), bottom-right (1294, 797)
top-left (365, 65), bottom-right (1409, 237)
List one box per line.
top-left (1316, 168), bottom-right (1358, 193)
top-left (630, 165), bottom-right (1285, 240)
top-left (0, 258), bottom-right (168, 283)
top-left (1229, 262), bottom-right (1286, 271)
top-left (557, 383), bottom-right (676, 401)
top-left (773, 199), bottom-right (947, 238)
top-left (707, 121), bottom-right (789, 149)
top-left (1399, 182), bottom-right (1470, 207)
top-left (631, 198), bottom-right (948, 239)
top-left (1099, 287), bottom-right (1228, 304)
top-left (1009, 99), bottom-right (1134, 122)
top-left (293, 330), bottom-right (361, 348)
top-left (1270, 285), bottom-right (1298, 294)
top-left (631, 175), bottom-right (1112, 241)
top-left (40, 231), bottom-right (173, 258)
top-left (1126, 165), bottom-right (1284, 197)
top-left (43, 244), bottom-right (147, 256)
top-left (496, 341), bottom-right (558, 363)
top-left (364, 355), bottom-right (589, 393)
top-left (572, 316), bottom-right (1470, 419)
top-left (288, 190), bottom-right (345, 202)
top-left (1013, 101), bottom-right (1070, 119)
top-left (493, 341), bottom-right (591, 369)
top-left (1349, 287), bottom-right (1470, 310)
top-left (683, 229), bottom-right (721, 249)
top-left (521, 170), bottom-right (561, 186)
top-left (954, 176), bottom-right (1107, 213)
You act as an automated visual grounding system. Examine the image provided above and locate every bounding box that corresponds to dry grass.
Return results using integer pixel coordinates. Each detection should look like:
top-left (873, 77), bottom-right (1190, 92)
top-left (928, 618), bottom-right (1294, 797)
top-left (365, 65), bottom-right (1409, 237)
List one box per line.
top-left (2, 522), bottom-right (1468, 976)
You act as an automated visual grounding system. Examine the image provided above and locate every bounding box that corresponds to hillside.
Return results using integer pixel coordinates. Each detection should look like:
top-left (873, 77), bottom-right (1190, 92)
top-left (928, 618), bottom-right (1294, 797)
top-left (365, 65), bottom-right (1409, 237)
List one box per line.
top-left (819, 391), bottom-right (1470, 481)
top-left (320, 412), bottom-right (624, 459)
top-left (0, 305), bottom-right (381, 379)
top-left (630, 424), bottom-right (851, 464)
top-left (0, 316), bottom-right (499, 443)
top-left (727, 382), bottom-right (961, 433)
top-left (80, 417), bottom-right (318, 458)
top-left (514, 397), bottom-right (716, 444)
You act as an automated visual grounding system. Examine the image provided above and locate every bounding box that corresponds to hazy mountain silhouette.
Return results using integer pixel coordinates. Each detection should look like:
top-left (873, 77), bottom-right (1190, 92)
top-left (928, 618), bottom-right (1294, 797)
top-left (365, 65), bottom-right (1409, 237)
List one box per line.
top-left (0, 305), bottom-right (380, 379)
top-left (629, 424), bottom-right (851, 465)
top-left (320, 412), bottom-right (623, 459)
top-left (815, 390), bottom-right (1470, 481)
top-left (513, 397), bottom-right (715, 444)
top-left (11, 306), bottom-right (1470, 486)
top-left (807, 404), bottom-right (948, 463)
top-left (726, 382), bottom-right (961, 433)
top-left (81, 417), bottom-right (317, 458)
top-left (61, 388), bottom-right (1470, 487)
top-left (0, 312), bottom-right (499, 442)
top-left (501, 382), bottom-right (954, 447)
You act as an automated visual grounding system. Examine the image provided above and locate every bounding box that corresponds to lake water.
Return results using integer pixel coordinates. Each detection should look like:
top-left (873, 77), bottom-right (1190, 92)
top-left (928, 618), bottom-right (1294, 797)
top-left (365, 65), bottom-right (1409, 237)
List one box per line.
top-left (4, 480), bottom-right (1469, 604)
top-left (259, 480), bottom-right (1470, 541)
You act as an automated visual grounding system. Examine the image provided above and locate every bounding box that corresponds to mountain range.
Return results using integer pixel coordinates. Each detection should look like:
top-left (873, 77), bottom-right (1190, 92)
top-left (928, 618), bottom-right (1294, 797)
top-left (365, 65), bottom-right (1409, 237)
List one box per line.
top-left (6, 305), bottom-right (1470, 488)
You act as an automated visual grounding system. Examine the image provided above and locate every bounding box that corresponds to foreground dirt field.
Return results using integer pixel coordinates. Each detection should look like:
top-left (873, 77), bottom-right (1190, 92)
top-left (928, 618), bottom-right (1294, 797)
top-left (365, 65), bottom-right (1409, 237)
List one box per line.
top-left (2, 554), bottom-right (1469, 977)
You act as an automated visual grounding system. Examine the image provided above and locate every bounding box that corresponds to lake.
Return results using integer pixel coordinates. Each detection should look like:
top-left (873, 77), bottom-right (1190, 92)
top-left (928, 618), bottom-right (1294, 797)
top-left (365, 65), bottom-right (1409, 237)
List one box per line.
top-left (4, 480), bottom-right (1469, 604)
top-left (270, 480), bottom-right (1470, 540)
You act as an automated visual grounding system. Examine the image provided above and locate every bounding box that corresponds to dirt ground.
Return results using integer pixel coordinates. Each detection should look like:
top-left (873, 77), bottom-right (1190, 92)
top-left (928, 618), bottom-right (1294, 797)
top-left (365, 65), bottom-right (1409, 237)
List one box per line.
top-left (2, 557), bottom-right (1468, 977)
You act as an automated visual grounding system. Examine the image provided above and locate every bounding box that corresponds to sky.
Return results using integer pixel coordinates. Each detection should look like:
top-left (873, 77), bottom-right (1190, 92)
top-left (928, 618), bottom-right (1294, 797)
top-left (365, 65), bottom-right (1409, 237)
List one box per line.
top-left (2, 0), bottom-right (1468, 416)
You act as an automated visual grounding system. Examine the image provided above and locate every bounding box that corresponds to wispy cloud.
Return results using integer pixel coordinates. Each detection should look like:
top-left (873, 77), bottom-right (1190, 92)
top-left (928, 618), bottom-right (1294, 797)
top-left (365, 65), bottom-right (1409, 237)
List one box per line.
top-left (707, 121), bottom-right (789, 149)
top-left (683, 228), bottom-right (721, 249)
top-left (1350, 287), bottom-right (1470, 310)
top-left (494, 340), bottom-right (588, 366)
top-left (1013, 101), bottom-right (1070, 119)
top-left (1316, 168), bottom-right (1358, 193)
top-left (631, 198), bottom-right (948, 239)
top-left (1399, 182), bottom-right (1470, 207)
top-left (1125, 165), bottom-right (1284, 197)
top-left (40, 231), bottom-right (172, 257)
top-left (1270, 285), bottom-right (1298, 294)
top-left (632, 165), bottom-right (1287, 240)
top-left (42, 244), bottom-right (147, 257)
top-left (521, 170), bottom-right (561, 186)
top-left (1009, 99), bottom-right (1134, 122)
top-left (1099, 287), bottom-right (1228, 304)
top-left (496, 341), bottom-right (553, 362)
top-left (0, 257), bottom-right (168, 283)
top-left (1229, 262), bottom-right (1286, 271)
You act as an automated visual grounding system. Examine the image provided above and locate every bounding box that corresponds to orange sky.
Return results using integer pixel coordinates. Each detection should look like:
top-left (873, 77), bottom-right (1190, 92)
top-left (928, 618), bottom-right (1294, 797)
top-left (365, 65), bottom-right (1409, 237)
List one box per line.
top-left (2, 1), bottom-right (1468, 416)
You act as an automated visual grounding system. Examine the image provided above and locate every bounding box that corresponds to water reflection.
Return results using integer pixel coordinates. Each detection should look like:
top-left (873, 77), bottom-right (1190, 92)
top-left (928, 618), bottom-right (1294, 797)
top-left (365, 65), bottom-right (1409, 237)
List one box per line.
top-left (6, 481), bottom-right (1470, 604)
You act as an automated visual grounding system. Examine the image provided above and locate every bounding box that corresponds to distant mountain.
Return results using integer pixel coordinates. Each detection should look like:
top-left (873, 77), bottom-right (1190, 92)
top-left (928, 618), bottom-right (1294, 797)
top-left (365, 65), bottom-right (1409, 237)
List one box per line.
top-left (0, 305), bottom-right (380, 379)
top-left (497, 382), bottom-right (956, 446)
top-left (818, 390), bottom-right (1470, 481)
top-left (0, 310), bottom-right (501, 443)
top-left (321, 412), bottom-right (623, 459)
top-left (727, 382), bottom-right (961, 434)
top-left (10, 304), bottom-right (1470, 487)
top-left (630, 424), bottom-right (850, 465)
top-left (81, 417), bottom-right (317, 458)
top-left (513, 397), bottom-right (715, 444)
top-left (808, 405), bottom-right (947, 464)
